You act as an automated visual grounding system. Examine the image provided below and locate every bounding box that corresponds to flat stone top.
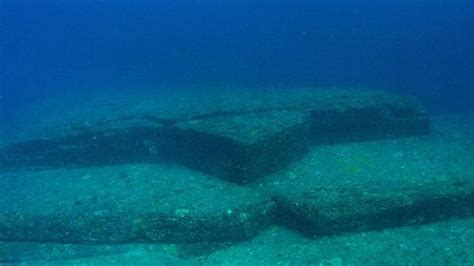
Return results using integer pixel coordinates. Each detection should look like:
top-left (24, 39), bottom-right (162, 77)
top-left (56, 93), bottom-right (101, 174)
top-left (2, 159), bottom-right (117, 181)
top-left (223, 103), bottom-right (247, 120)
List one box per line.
top-left (0, 163), bottom-right (270, 217)
top-left (1, 87), bottom-right (426, 145)
top-left (177, 110), bottom-right (308, 145)
top-left (256, 115), bottom-right (474, 214)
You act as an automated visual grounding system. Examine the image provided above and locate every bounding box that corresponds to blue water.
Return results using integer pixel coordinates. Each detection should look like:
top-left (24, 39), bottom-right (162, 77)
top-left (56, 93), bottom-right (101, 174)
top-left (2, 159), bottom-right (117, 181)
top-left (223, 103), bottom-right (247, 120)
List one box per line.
top-left (1, 1), bottom-right (473, 118)
top-left (1, 1), bottom-right (474, 264)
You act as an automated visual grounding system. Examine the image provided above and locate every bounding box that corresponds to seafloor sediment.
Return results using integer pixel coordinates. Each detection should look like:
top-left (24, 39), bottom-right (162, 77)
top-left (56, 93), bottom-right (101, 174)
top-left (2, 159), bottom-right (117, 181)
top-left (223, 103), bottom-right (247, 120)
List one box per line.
top-left (0, 88), bottom-right (472, 264)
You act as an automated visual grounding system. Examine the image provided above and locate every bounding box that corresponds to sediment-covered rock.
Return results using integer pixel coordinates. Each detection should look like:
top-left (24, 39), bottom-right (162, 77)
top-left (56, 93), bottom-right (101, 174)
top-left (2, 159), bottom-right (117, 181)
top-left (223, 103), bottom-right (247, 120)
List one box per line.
top-left (3, 218), bottom-right (474, 265)
top-left (204, 218), bottom-right (474, 265)
top-left (0, 163), bottom-right (275, 243)
top-left (0, 88), bottom-right (430, 183)
top-left (256, 119), bottom-right (474, 235)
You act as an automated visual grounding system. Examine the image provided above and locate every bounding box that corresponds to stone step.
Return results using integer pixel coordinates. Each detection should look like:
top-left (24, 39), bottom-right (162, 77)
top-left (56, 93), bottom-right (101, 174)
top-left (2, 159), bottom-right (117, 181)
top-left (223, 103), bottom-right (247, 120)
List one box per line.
top-left (204, 218), bottom-right (474, 265)
top-left (0, 116), bottom-right (471, 257)
top-left (256, 116), bottom-right (474, 235)
top-left (0, 163), bottom-right (275, 243)
top-left (0, 88), bottom-right (430, 183)
top-left (4, 217), bottom-right (474, 265)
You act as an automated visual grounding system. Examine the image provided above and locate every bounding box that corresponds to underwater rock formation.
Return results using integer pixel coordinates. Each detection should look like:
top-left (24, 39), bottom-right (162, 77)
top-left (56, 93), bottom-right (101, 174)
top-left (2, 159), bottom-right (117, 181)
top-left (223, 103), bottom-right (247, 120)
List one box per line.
top-left (256, 134), bottom-right (474, 236)
top-left (0, 89), bottom-right (473, 252)
top-left (0, 163), bottom-right (275, 243)
top-left (0, 88), bottom-right (430, 183)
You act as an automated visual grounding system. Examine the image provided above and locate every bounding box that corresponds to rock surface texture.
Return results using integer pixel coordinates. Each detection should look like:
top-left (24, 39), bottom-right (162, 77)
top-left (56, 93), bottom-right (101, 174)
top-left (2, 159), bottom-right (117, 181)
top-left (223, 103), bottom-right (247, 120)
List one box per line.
top-left (0, 88), bottom-right (429, 183)
top-left (1, 88), bottom-right (472, 264)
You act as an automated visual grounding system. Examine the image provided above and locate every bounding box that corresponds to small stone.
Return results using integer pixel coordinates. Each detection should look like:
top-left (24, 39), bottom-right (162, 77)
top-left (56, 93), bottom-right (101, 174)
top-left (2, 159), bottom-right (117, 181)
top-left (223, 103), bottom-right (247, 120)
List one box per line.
top-left (327, 257), bottom-right (343, 266)
top-left (174, 209), bottom-right (190, 218)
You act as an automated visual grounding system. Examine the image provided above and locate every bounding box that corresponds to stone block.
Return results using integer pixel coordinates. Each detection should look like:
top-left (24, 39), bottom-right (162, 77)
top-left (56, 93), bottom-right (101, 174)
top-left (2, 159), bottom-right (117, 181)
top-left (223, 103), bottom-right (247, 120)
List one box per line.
top-left (257, 127), bottom-right (474, 235)
top-left (0, 164), bottom-right (275, 243)
top-left (0, 88), bottom-right (430, 183)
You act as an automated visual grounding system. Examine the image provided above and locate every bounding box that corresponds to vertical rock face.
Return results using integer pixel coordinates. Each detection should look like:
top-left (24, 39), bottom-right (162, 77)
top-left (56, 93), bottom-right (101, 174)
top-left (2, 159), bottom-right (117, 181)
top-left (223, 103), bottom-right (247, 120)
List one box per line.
top-left (0, 88), bottom-right (430, 183)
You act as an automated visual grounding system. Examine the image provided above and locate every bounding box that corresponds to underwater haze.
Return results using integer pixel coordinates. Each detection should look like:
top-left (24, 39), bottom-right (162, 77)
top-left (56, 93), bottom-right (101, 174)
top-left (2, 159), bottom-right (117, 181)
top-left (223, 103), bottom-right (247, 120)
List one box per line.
top-left (1, 1), bottom-right (474, 265)
top-left (1, 1), bottom-right (474, 114)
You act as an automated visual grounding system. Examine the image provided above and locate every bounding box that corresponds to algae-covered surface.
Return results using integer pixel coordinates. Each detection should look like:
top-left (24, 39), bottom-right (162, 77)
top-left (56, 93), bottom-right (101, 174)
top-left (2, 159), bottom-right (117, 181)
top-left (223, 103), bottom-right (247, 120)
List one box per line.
top-left (0, 87), bottom-right (426, 146)
top-left (0, 87), bottom-right (473, 265)
top-left (0, 163), bottom-right (274, 243)
top-left (0, 88), bottom-right (325, 144)
top-left (2, 217), bottom-right (473, 265)
top-left (256, 115), bottom-right (474, 235)
top-left (203, 217), bottom-right (474, 266)
top-left (0, 87), bottom-right (429, 183)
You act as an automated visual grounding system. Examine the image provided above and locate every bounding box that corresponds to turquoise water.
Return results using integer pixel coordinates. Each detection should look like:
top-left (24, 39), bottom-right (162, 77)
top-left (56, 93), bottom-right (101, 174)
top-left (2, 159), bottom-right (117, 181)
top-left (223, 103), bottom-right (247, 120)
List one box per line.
top-left (0, 1), bottom-right (473, 265)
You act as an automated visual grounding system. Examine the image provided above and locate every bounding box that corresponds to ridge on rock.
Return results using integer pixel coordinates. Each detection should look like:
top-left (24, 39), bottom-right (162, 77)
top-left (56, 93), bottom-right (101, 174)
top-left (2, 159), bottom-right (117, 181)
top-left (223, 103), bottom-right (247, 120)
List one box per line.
top-left (0, 87), bottom-right (430, 183)
top-left (0, 163), bottom-right (275, 243)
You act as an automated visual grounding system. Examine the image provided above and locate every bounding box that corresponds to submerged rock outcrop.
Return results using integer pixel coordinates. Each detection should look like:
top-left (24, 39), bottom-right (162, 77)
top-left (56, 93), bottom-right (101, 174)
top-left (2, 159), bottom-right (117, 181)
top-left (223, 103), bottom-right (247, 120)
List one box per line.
top-left (0, 88), bottom-right (430, 183)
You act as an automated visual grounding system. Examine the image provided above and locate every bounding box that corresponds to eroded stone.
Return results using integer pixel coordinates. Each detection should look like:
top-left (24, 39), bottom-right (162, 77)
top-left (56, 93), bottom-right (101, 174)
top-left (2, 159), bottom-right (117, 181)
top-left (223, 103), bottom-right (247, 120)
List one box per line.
top-left (0, 163), bottom-right (275, 243)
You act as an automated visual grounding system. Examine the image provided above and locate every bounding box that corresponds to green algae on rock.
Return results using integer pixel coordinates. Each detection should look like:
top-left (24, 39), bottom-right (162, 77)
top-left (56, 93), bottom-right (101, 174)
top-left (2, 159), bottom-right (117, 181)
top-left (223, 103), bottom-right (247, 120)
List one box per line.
top-left (0, 163), bottom-right (275, 243)
top-left (0, 87), bottom-right (430, 183)
top-left (256, 116), bottom-right (474, 236)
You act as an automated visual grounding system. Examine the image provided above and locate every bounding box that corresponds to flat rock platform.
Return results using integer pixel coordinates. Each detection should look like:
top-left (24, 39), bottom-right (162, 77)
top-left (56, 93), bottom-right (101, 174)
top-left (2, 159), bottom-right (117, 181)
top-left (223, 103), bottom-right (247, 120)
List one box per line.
top-left (0, 88), bottom-right (430, 183)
